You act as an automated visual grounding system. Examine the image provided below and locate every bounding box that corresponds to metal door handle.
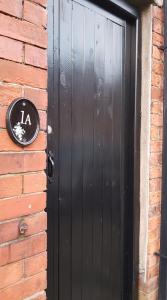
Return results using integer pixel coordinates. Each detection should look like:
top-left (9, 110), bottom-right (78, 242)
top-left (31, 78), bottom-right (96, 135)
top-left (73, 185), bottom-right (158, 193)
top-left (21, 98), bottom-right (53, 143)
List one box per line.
top-left (48, 151), bottom-right (55, 183)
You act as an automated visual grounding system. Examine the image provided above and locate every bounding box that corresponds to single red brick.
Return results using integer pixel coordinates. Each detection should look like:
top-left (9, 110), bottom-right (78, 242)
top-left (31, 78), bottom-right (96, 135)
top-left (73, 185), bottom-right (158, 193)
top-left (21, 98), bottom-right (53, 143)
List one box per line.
top-left (150, 126), bottom-right (160, 141)
top-left (0, 212), bottom-right (47, 244)
top-left (150, 140), bottom-right (162, 153)
top-left (0, 193), bottom-right (46, 221)
top-left (23, 172), bottom-right (46, 193)
top-left (153, 32), bottom-right (164, 48)
top-left (10, 233), bottom-right (47, 262)
top-left (0, 106), bottom-right (7, 128)
top-left (153, 7), bottom-right (164, 21)
top-left (25, 44), bottom-right (47, 69)
top-left (0, 271), bottom-right (46, 300)
top-left (25, 252), bottom-right (47, 276)
top-left (152, 86), bottom-right (164, 100)
top-left (153, 18), bottom-right (164, 35)
top-left (0, 261), bottom-right (23, 289)
top-left (147, 264), bottom-right (160, 280)
top-left (148, 216), bottom-right (161, 232)
top-left (149, 178), bottom-right (161, 192)
top-left (150, 191), bottom-right (161, 205)
top-left (152, 60), bottom-right (164, 76)
top-left (0, 152), bottom-right (46, 175)
top-left (151, 114), bottom-right (163, 127)
top-left (150, 167), bottom-right (162, 179)
top-left (151, 101), bottom-right (163, 114)
top-left (24, 87), bottom-right (47, 110)
top-left (0, 0), bottom-right (23, 18)
top-left (0, 84), bottom-right (22, 106)
top-left (152, 73), bottom-right (164, 88)
top-left (0, 174), bottom-right (22, 199)
top-left (147, 239), bottom-right (160, 255)
top-left (39, 110), bottom-right (47, 130)
top-left (0, 36), bottom-right (23, 63)
top-left (0, 14), bottom-right (47, 48)
top-left (152, 45), bottom-right (164, 61)
top-left (0, 59), bottom-right (47, 88)
top-left (24, 1), bottom-right (47, 28)
top-left (150, 152), bottom-right (162, 166)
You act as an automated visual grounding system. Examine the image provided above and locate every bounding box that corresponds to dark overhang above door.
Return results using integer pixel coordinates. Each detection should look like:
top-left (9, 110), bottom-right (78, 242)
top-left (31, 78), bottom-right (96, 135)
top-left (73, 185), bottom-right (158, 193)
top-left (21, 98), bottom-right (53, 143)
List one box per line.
top-left (127, 0), bottom-right (163, 7)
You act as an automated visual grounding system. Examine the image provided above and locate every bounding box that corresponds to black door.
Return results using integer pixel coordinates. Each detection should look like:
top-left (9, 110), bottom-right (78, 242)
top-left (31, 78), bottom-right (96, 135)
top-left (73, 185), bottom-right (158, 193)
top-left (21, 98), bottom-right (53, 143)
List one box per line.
top-left (47, 0), bottom-right (137, 299)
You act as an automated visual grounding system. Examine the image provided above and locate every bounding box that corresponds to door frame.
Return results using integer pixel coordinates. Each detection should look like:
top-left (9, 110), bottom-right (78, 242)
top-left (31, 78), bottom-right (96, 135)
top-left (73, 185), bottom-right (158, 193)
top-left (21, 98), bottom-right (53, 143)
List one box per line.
top-left (47, 1), bottom-right (140, 299)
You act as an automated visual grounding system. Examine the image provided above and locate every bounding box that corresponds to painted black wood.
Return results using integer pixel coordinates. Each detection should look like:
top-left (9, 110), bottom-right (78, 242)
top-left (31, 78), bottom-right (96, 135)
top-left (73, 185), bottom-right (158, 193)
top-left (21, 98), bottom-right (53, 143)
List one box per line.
top-left (47, 0), bottom-right (138, 299)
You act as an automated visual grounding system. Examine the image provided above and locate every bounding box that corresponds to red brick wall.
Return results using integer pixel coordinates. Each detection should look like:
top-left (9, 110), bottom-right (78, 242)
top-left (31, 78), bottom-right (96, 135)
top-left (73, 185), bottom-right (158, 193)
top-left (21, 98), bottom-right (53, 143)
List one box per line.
top-left (0, 1), bottom-right (47, 299)
top-left (139, 5), bottom-right (164, 300)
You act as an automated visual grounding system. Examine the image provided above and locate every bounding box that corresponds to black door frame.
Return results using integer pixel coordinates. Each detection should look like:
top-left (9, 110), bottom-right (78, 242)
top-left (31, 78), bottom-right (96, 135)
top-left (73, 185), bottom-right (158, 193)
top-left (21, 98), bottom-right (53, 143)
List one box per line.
top-left (47, 1), bottom-right (140, 299)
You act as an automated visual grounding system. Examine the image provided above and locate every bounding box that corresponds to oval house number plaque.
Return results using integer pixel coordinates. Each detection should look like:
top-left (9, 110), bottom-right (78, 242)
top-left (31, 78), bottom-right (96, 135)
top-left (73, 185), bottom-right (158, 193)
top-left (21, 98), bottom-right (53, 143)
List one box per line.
top-left (6, 98), bottom-right (40, 146)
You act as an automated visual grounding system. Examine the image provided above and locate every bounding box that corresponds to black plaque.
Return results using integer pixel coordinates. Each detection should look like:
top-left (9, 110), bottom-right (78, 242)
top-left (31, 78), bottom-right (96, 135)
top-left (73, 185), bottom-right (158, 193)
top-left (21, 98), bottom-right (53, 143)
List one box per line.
top-left (6, 98), bottom-right (40, 146)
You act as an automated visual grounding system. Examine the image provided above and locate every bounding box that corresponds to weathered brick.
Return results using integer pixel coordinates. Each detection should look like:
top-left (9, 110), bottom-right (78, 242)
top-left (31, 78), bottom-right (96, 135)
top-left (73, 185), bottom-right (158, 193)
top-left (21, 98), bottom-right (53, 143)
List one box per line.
top-left (0, 36), bottom-right (23, 63)
top-left (151, 101), bottom-right (163, 114)
top-left (152, 60), bottom-right (164, 76)
top-left (152, 86), bottom-right (164, 100)
top-left (152, 45), bottom-right (164, 61)
top-left (152, 32), bottom-right (164, 48)
top-left (148, 216), bottom-right (161, 233)
top-left (25, 44), bottom-right (47, 69)
top-left (149, 203), bottom-right (161, 218)
top-left (0, 261), bottom-right (23, 289)
top-left (23, 172), bottom-right (46, 193)
top-left (0, 193), bottom-right (46, 221)
top-left (39, 110), bottom-right (47, 131)
top-left (0, 271), bottom-right (46, 300)
top-left (0, 59), bottom-right (47, 88)
top-left (24, 1), bottom-right (47, 28)
top-left (0, 0), bottom-right (23, 18)
top-left (153, 18), bottom-right (164, 35)
top-left (0, 130), bottom-right (46, 152)
top-left (0, 152), bottom-right (46, 175)
top-left (149, 178), bottom-right (161, 192)
top-left (10, 233), bottom-right (47, 263)
top-left (147, 265), bottom-right (160, 281)
top-left (151, 114), bottom-right (163, 127)
top-left (0, 174), bottom-right (22, 199)
top-left (150, 153), bottom-right (162, 166)
top-left (25, 252), bottom-right (47, 276)
top-left (150, 140), bottom-right (162, 153)
top-left (24, 88), bottom-right (47, 110)
top-left (0, 14), bottom-right (47, 48)
top-left (150, 167), bottom-right (162, 179)
top-left (147, 239), bottom-right (160, 255)
top-left (0, 84), bottom-right (22, 106)
top-left (0, 106), bottom-right (7, 128)
top-left (150, 127), bottom-right (160, 141)
top-left (152, 73), bottom-right (164, 88)
top-left (153, 6), bottom-right (164, 21)
top-left (0, 212), bottom-right (47, 244)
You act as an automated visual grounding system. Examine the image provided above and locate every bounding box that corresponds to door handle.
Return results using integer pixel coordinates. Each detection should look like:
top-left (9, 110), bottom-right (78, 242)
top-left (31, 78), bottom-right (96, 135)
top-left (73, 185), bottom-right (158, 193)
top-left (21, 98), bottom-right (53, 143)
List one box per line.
top-left (48, 150), bottom-right (55, 183)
